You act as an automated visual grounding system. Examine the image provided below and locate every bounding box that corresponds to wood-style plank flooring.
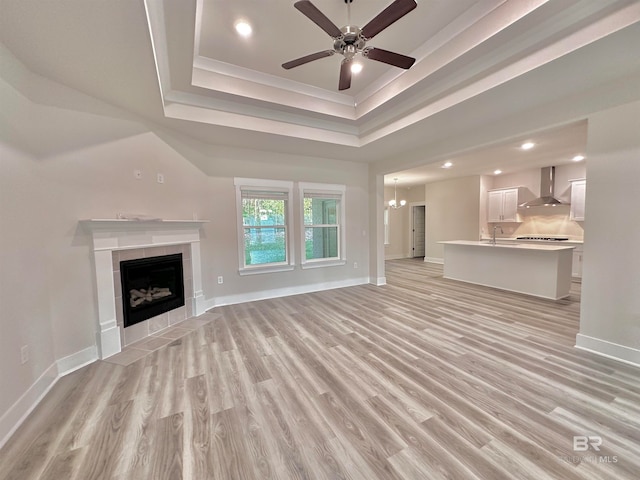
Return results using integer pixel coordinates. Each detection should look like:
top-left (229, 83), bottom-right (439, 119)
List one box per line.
top-left (1, 259), bottom-right (639, 479)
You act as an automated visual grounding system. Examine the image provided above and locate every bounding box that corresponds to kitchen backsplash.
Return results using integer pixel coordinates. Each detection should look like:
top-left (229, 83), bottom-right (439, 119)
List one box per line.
top-left (485, 163), bottom-right (586, 241)
top-left (486, 205), bottom-right (584, 240)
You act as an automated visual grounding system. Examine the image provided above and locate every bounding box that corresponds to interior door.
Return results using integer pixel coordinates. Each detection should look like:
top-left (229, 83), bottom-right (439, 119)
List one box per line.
top-left (412, 205), bottom-right (425, 257)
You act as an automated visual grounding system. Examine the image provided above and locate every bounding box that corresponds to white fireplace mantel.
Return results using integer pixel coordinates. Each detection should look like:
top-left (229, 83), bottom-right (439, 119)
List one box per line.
top-left (81, 219), bottom-right (209, 359)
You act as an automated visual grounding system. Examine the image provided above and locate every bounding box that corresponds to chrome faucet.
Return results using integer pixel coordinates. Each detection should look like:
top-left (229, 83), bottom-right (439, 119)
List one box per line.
top-left (492, 225), bottom-right (504, 245)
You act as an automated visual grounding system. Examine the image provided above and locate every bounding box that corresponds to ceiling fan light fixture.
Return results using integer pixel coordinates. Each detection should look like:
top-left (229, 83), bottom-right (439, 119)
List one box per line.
top-left (234, 20), bottom-right (252, 37)
top-left (284, 0), bottom-right (418, 90)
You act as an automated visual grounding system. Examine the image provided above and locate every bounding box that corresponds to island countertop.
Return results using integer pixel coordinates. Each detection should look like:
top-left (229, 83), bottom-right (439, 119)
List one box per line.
top-left (439, 240), bottom-right (574, 299)
top-left (439, 240), bottom-right (575, 251)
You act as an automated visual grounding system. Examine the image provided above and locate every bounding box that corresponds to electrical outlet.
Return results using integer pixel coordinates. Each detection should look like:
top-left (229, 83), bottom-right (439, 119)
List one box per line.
top-left (157, 173), bottom-right (164, 184)
top-left (21, 345), bottom-right (29, 364)
top-left (134, 169), bottom-right (142, 180)
top-left (353, 262), bottom-right (358, 269)
top-left (217, 276), bottom-right (224, 284)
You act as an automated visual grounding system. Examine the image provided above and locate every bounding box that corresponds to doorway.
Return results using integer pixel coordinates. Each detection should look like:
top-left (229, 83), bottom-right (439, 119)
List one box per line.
top-left (411, 204), bottom-right (426, 258)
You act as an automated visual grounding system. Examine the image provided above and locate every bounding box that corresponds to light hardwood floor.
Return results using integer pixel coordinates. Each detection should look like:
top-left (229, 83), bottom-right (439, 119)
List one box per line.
top-left (1, 259), bottom-right (639, 479)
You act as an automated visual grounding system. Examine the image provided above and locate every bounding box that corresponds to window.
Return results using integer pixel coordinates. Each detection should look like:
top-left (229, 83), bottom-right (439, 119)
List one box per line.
top-left (384, 207), bottom-right (390, 245)
top-left (235, 178), bottom-right (294, 275)
top-left (299, 182), bottom-right (346, 268)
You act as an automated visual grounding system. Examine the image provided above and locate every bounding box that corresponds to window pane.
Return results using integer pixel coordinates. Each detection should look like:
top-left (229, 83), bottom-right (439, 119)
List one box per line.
top-left (244, 227), bottom-right (287, 265)
top-left (305, 226), bottom-right (338, 260)
top-left (304, 198), bottom-right (338, 225)
top-left (243, 198), bottom-right (286, 226)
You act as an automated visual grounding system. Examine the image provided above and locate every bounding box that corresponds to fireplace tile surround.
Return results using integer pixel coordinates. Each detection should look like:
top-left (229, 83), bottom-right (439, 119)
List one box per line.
top-left (81, 220), bottom-right (208, 359)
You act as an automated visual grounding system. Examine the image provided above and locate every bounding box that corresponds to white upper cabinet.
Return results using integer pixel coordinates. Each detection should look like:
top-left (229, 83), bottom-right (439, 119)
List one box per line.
top-left (488, 188), bottom-right (521, 222)
top-left (570, 179), bottom-right (586, 221)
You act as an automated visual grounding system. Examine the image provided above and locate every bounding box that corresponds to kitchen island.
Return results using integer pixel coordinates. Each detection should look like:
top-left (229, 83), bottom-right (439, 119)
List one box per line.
top-left (439, 240), bottom-right (575, 300)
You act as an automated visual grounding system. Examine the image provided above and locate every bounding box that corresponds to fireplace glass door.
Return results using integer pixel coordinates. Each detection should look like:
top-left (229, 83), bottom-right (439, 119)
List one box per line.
top-left (120, 253), bottom-right (185, 328)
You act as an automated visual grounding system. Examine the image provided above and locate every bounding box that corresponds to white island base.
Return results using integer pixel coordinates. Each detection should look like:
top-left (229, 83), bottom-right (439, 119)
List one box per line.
top-left (440, 241), bottom-right (575, 300)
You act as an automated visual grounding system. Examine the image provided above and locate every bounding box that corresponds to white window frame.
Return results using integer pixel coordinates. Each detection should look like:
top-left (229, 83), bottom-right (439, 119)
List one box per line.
top-left (234, 178), bottom-right (295, 275)
top-left (384, 207), bottom-right (390, 245)
top-left (299, 182), bottom-right (346, 269)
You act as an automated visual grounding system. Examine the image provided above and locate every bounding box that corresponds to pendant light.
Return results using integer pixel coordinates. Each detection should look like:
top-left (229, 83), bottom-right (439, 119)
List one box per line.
top-left (388, 178), bottom-right (406, 209)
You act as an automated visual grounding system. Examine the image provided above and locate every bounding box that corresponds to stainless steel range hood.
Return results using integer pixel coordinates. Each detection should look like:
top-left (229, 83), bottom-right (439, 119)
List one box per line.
top-left (519, 166), bottom-right (565, 207)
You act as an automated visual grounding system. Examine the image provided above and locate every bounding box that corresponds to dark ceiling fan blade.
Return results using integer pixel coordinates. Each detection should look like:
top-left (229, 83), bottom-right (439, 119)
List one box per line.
top-left (339, 59), bottom-right (352, 91)
top-left (361, 0), bottom-right (417, 39)
top-left (282, 50), bottom-right (335, 69)
top-left (364, 47), bottom-right (415, 69)
top-left (294, 0), bottom-right (342, 38)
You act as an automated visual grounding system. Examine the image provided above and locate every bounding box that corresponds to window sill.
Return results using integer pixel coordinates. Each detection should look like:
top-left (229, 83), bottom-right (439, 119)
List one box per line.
top-left (301, 259), bottom-right (346, 269)
top-left (239, 264), bottom-right (295, 276)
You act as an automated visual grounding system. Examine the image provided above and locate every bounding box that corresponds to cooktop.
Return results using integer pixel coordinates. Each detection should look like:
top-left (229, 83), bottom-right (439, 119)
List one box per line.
top-left (516, 236), bottom-right (569, 241)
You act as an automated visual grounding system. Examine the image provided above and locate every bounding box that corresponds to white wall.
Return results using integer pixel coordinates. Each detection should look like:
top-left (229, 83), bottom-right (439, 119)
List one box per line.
top-left (0, 51), bottom-right (371, 444)
top-left (577, 101), bottom-right (640, 365)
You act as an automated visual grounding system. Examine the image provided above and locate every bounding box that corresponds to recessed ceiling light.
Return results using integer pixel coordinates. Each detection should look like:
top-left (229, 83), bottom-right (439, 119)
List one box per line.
top-left (572, 155), bottom-right (585, 162)
top-left (442, 161), bottom-right (453, 168)
top-left (350, 62), bottom-right (363, 74)
top-left (521, 142), bottom-right (535, 150)
top-left (235, 20), bottom-right (252, 37)
top-left (494, 169), bottom-right (502, 175)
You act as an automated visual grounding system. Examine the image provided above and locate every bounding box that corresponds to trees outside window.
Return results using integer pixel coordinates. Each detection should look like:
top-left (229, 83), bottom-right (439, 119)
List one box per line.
top-left (300, 182), bottom-right (346, 268)
top-left (234, 179), bottom-right (345, 274)
top-left (235, 179), bottom-right (294, 275)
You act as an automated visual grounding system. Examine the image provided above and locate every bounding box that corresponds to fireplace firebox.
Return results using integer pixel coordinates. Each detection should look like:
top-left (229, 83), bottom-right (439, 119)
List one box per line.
top-left (120, 253), bottom-right (185, 328)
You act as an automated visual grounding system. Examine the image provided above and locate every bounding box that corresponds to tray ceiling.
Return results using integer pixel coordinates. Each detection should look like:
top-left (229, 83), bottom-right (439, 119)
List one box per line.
top-left (1, 0), bottom-right (639, 168)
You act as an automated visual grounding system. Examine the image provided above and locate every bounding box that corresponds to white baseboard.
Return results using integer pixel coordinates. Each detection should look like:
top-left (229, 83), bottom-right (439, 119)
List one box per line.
top-left (425, 257), bottom-right (444, 264)
top-left (1, 345), bottom-right (101, 449)
top-left (371, 276), bottom-right (386, 286)
top-left (385, 253), bottom-right (409, 260)
top-left (201, 296), bottom-right (217, 314)
top-left (57, 345), bottom-right (98, 376)
top-left (0, 362), bottom-right (59, 450)
top-left (211, 277), bottom-right (369, 308)
top-left (575, 334), bottom-right (640, 368)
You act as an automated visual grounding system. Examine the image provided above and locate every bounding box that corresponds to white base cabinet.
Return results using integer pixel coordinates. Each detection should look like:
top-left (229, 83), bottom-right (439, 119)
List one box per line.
top-left (572, 245), bottom-right (583, 278)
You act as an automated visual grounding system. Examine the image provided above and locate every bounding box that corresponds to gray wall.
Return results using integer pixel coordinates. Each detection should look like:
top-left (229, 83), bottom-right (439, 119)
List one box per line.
top-left (578, 101), bottom-right (640, 364)
top-left (424, 176), bottom-right (481, 262)
top-left (384, 184), bottom-right (425, 259)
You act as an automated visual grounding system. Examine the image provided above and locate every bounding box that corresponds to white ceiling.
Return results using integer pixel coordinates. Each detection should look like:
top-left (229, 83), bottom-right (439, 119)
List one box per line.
top-left (195, 0), bottom-right (479, 95)
top-left (1, 0), bottom-right (639, 184)
top-left (389, 120), bottom-right (588, 187)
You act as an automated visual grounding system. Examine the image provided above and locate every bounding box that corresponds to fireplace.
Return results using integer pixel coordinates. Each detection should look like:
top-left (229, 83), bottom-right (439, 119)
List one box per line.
top-left (120, 253), bottom-right (185, 328)
top-left (82, 219), bottom-right (207, 359)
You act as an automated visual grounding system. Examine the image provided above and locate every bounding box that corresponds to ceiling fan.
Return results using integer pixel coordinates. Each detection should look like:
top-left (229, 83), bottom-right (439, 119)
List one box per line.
top-left (282, 0), bottom-right (418, 91)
